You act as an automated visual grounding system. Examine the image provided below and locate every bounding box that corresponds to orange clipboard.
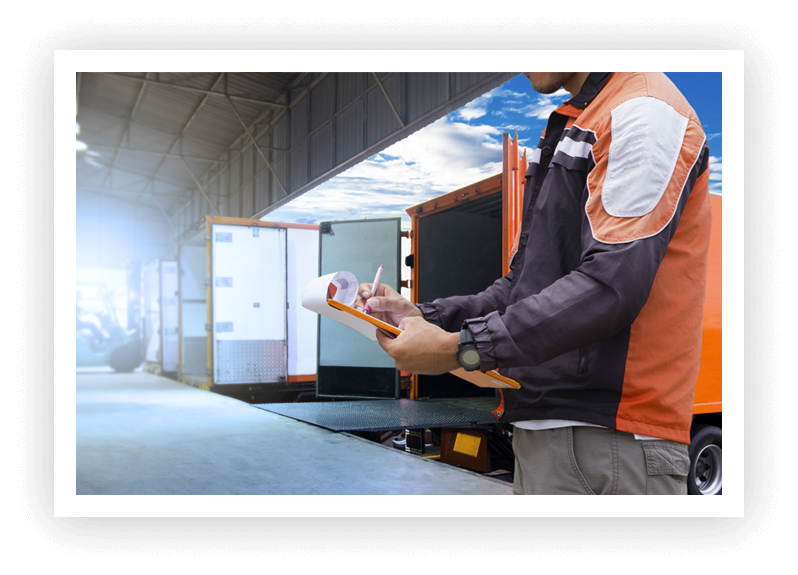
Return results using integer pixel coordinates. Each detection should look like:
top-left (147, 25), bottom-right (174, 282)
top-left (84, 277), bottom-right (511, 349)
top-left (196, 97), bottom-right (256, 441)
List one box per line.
top-left (326, 299), bottom-right (521, 390)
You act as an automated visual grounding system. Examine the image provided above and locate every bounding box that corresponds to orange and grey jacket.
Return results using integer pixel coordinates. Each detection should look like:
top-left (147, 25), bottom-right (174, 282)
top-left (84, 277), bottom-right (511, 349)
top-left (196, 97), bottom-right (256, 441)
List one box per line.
top-left (417, 72), bottom-right (712, 444)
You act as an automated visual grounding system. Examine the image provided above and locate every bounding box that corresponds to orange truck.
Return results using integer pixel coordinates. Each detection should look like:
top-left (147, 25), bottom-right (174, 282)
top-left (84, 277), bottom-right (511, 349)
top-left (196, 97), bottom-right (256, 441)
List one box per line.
top-left (405, 134), bottom-right (722, 495)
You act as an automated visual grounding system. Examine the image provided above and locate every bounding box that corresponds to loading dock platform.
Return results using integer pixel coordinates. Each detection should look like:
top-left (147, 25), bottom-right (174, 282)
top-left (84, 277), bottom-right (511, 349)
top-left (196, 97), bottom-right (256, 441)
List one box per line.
top-left (76, 372), bottom-right (513, 496)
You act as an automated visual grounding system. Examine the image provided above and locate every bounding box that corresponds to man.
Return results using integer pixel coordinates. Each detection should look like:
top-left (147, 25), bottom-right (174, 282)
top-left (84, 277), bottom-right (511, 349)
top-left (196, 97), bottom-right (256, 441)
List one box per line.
top-left (356, 73), bottom-right (712, 495)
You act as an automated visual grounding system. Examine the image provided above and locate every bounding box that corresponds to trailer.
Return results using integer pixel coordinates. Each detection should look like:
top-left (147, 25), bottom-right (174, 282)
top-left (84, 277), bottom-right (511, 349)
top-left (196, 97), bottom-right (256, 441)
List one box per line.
top-left (177, 216), bottom-right (319, 403)
top-left (403, 133), bottom-right (723, 494)
top-left (142, 256), bottom-right (179, 378)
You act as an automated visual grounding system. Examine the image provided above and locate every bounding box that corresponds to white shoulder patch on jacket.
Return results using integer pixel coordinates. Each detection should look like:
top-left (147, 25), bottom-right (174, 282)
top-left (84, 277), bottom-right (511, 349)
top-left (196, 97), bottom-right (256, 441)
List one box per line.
top-left (602, 97), bottom-right (689, 218)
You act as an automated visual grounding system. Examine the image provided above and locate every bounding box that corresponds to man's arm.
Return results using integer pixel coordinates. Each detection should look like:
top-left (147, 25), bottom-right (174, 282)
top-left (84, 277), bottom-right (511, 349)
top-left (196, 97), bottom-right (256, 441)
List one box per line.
top-left (415, 271), bottom-right (514, 332)
top-left (466, 95), bottom-right (711, 372)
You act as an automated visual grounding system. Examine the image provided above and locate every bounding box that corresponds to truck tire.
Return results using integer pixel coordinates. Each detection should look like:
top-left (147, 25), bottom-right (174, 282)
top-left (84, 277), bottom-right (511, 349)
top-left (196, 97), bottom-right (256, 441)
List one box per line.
top-left (109, 341), bottom-right (142, 373)
top-left (687, 425), bottom-right (722, 495)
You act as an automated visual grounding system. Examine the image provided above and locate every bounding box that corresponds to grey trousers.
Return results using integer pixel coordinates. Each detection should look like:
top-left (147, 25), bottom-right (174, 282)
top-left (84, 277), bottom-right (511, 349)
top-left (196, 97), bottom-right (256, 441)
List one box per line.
top-left (512, 426), bottom-right (690, 495)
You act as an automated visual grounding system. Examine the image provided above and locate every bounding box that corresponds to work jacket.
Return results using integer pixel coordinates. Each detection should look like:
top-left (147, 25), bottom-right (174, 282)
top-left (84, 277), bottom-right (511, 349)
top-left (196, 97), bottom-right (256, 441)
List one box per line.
top-left (417, 72), bottom-right (712, 444)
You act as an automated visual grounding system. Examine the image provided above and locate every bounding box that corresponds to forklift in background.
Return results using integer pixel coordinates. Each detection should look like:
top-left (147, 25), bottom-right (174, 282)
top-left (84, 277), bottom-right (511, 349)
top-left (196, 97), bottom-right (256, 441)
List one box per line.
top-left (76, 278), bottom-right (143, 372)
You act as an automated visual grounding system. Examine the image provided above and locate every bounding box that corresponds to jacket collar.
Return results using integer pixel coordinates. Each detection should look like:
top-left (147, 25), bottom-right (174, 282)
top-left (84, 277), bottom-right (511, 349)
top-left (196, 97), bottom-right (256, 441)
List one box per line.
top-left (554, 73), bottom-right (613, 118)
top-left (567, 72), bottom-right (613, 108)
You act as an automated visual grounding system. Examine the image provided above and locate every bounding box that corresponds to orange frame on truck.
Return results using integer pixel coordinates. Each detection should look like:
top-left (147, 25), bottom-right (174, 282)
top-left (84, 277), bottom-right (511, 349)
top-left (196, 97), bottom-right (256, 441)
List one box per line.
top-left (406, 133), bottom-right (722, 495)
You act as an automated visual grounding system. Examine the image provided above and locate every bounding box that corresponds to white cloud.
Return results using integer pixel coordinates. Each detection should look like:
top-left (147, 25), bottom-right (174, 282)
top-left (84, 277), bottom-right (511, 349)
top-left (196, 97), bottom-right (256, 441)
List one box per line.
top-left (709, 155), bottom-right (722, 194)
top-left (456, 86), bottom-right (532, 122)
top-left (523, 88), bottom-right (571, 120)
top-left (709, 156), bottom-right (722, 179)
top-left (458, 106), bottom-right (487, 121)
top-left (265, 118), bottom-right (505, 229)
top-left (497, 124), bottom-right (535, 133)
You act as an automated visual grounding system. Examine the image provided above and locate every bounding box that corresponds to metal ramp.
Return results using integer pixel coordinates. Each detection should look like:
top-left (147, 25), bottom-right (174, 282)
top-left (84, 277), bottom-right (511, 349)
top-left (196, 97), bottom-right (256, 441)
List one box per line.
top-left (252, 398), bottom-right (496, 432)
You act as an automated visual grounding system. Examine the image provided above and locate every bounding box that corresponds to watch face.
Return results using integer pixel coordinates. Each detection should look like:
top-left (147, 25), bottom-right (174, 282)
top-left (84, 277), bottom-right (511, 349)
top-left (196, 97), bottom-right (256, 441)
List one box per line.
top-left (461, 348), bottom-right (481, 368)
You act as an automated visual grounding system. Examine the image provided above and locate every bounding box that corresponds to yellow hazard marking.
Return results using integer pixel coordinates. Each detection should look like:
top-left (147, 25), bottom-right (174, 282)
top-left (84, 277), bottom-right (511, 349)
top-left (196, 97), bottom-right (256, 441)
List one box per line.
top-left (453, 433), bottom-right (481, 458)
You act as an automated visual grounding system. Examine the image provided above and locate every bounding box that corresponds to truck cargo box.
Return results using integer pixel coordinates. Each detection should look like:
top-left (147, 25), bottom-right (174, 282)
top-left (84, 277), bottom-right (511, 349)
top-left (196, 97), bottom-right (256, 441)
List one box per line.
top-left (177, 216), bottom-right (319, 400)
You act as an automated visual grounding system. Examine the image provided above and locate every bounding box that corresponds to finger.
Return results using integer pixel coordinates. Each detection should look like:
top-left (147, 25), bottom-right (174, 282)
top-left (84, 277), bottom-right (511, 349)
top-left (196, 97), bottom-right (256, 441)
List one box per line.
top-left (357, 282), bottom-right (374, 300)
top-left (366, 295), bottom-right (405, 313)
top-left (375, 283), bottom-right (399, 297)
top-left (375, 328), bottom-right (397, 351)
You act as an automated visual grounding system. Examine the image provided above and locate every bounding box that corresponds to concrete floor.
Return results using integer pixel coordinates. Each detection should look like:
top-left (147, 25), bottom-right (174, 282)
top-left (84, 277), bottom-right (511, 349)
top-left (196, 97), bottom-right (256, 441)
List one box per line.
top-left (76, 372), bottom-right (513, 495)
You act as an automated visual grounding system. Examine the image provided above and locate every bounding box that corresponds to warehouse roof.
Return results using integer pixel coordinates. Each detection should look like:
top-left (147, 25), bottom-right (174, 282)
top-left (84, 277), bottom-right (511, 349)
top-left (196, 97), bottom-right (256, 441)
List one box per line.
top-left (76, 72), bottom-right (514, 240)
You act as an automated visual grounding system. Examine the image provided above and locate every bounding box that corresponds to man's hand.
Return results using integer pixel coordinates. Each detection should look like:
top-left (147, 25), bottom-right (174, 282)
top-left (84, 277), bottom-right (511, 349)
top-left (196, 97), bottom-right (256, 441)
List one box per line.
top-left (355, 282), bottom-right (421, 328)
top-left (375, 316), bottom-right (461, 375)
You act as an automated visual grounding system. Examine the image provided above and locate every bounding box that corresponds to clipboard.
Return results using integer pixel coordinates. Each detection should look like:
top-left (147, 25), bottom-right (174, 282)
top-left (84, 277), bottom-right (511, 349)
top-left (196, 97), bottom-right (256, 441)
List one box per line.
top-left (326, 298), bottom-right (521, 390)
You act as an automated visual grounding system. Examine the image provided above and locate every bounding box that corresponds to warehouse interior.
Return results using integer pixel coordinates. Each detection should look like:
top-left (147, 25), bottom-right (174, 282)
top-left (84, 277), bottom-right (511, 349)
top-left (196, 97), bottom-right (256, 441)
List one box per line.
top-left (75, 71), bottom-right (520, 495)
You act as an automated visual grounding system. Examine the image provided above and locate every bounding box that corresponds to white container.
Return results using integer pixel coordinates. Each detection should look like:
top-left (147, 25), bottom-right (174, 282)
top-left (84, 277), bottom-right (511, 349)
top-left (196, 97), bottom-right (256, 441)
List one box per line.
top-left (177, 216), bottom-right (319, 389)
top-left (142, 257), bottom-right (179, 375)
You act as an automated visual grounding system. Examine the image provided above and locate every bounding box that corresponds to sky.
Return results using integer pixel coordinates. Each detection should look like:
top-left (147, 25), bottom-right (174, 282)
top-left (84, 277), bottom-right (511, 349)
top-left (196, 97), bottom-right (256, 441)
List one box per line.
top-left (264, 72), bottom-right (723, 230)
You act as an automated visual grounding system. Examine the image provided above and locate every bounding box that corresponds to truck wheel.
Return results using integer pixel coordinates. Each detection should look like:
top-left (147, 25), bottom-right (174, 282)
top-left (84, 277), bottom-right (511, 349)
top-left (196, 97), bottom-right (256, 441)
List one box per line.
top-left (688, 425), bottom-right (722, 495)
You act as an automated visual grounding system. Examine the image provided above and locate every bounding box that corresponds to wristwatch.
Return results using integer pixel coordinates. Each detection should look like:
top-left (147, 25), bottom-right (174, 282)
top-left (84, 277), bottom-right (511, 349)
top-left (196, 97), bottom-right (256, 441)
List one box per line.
top-left (456, 326), bottom-right (481, 371)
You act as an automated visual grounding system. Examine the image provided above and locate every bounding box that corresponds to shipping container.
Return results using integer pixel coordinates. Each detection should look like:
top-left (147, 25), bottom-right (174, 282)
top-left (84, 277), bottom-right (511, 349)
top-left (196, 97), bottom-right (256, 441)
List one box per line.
top-left (142, 256), bottom-right (179, 377)
top-left (177, 216), bottom-right (319, 402)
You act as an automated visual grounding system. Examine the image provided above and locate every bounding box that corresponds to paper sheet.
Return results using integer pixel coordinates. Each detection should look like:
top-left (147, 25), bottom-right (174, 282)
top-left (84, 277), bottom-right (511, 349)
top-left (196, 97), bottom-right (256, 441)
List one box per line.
top-left (301, 271), bottom-right (379, 340)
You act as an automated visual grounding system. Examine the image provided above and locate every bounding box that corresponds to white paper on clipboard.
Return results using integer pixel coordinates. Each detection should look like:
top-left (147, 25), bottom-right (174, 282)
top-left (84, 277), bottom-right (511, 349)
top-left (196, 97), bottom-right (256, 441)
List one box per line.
top-left (301, 271), bottom-right (378, 340)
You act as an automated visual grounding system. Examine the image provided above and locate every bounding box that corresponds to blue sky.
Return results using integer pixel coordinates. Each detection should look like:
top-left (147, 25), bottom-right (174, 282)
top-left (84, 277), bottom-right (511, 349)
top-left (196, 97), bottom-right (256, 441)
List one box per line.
top-left (265, 72), bottom-right (722, 230)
